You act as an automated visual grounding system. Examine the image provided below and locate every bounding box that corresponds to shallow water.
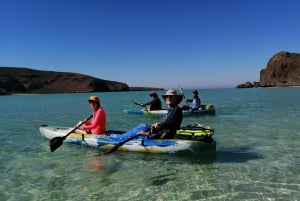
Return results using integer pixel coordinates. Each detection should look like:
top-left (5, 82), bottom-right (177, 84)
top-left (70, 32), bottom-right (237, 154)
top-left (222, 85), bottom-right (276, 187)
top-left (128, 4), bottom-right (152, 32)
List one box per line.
top-left (0, 88), bottom-right (299, 200)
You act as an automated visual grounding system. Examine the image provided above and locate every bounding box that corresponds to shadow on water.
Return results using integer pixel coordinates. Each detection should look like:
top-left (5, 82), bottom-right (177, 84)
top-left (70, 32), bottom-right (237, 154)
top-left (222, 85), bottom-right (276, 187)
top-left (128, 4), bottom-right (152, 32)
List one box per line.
top-left (85, 146), bottom-right (262, 174)
top-left (216, 146), bottom-right (263, 163)
top-left (148, 173), bottom-right (175, 186)
top-left (112, 147), bottom-right (262, 165)
top-left (101, 150), bottom-right (218, 166)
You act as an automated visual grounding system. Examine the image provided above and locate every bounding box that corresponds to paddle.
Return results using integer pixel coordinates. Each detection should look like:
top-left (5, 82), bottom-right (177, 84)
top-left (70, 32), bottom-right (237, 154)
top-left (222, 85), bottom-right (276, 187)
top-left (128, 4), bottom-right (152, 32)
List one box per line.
top-left (131, 100), bottom-right (149, 112)
top-left (179, 87), bottom-right (190, 107)
top-left (49, 115), bottom-right (93, 152)
top-left (131, 100), bottom-right (142, 106)
top-left (103, 133), bottom-right (142, 155)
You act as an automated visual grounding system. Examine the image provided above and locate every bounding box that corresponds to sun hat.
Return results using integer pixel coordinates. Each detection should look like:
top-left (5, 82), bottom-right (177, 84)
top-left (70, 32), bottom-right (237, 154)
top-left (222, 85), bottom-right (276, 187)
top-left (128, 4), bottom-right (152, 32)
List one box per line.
top-left (162, 89), bottom-right (183, 104)
top-left (88, 96), bottom-right (100, 104)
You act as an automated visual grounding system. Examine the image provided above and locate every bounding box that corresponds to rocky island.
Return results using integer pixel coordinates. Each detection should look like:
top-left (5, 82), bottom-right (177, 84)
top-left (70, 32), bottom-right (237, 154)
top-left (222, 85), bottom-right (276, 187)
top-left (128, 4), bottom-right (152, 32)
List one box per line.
top-left (237, 51), bottom-right (300, 88)
top-left (0, 67), bottom-right (162, 95)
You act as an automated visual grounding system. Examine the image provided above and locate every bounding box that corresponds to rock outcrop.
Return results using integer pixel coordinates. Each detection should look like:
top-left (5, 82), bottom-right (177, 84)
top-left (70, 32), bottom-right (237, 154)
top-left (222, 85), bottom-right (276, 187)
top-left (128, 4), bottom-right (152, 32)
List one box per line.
top-left (236, 81), bottom-right (260, 88)
top-left (0, 67), bottom-right (129, 94)
top-left (237, 51), bottom-right (300, 88)
top-left (259, 51), bottom-right (300, 87)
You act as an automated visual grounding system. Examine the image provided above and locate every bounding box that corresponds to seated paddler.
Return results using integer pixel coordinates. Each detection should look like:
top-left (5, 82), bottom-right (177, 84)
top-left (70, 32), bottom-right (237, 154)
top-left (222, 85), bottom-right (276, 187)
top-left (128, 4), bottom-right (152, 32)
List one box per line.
top-left (75, 96), bottom-right (106, 135)
top-left (140, 89), bottom-right (183, 139)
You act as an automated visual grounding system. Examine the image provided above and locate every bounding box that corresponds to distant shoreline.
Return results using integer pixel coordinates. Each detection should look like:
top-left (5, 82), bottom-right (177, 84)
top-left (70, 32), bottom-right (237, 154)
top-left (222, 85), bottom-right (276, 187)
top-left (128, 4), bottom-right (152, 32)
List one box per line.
top-left (0, 87), bottom-right (165, 96)
top-left (128, 87), bottom-right (164, 91)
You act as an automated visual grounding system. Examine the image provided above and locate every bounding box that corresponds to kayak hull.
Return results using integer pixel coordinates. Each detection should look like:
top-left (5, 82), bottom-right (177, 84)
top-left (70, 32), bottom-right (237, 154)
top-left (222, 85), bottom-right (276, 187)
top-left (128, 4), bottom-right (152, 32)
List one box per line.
top-left (123, 104), bottom-right (216, 116)
top-left (39, 124), bottom-right (216, 154)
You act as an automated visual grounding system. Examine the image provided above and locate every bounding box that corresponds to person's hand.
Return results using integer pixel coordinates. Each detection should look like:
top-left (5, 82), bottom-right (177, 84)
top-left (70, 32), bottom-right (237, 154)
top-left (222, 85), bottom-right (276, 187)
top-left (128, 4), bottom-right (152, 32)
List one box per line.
top-left (76, 120), bottom-right (86, 129)
top-left (139, 131), bottom-right (150, 136)
top-left (76, 121), bottom-right (83, 127)
top-left (152, 122), bottom-right (160, 128)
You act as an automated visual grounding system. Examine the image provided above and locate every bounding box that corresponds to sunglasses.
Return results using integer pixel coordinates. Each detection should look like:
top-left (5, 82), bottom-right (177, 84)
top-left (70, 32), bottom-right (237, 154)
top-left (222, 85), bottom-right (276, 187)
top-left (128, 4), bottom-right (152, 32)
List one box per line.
top-left (165, 95), bottom-right (175, 99)
top-left (88, 100), bottom-right (97, 104)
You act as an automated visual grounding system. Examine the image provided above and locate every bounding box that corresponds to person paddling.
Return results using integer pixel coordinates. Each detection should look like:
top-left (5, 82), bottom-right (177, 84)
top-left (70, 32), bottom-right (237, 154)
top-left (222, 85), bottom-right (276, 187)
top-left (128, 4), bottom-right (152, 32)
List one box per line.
top-left (138, 91), bottom-right (162, 110)
top-left (75, 96), bottom-right (106, 135)
top-left (185, 90), bottom-right (201, 111)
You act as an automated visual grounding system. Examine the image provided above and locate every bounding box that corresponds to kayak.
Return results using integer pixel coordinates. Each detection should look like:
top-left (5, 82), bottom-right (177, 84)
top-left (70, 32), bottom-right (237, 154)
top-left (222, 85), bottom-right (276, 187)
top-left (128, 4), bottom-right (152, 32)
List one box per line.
top-left (40, 123), bottom-right (216, 154)
top-left (123, 104), bottom-right (216, 116)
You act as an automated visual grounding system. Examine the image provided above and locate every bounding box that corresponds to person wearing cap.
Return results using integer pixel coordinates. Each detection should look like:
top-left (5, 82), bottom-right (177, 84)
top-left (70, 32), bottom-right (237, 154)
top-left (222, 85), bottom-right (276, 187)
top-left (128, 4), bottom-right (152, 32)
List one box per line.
top-left (139, 91), bottom-right (162, 110)
top-left (75, 96), bottom-right (106, 135)
top-left (140, 89), bottom-right (183, 139)
top-left (184, 90), bottom-right (201, 111)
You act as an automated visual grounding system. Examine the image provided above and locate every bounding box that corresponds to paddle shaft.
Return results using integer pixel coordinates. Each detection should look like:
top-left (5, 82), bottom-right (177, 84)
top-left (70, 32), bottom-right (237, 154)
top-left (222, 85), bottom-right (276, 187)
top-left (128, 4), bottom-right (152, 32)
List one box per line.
top-left (65, 115), bottom-right (93, 138)
top-left (180, 88), bottom-right (190, 107)
top-left (104, 133), bottom-right (141, 155)
top-left (131, 100), bottom-right (142, 106)
top-left (131, 100), bottom-right (149, 111)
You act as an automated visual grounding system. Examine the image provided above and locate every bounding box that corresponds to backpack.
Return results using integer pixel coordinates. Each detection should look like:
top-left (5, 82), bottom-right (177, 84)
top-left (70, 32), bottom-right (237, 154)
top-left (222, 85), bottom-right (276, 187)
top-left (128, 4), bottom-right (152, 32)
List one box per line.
top-left (175, 124), bottom-right (214, 142)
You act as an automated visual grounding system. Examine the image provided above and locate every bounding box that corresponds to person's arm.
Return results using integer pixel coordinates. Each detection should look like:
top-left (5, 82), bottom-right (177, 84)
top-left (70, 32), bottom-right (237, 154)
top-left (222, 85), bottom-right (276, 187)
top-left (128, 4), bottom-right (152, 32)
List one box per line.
top-left (141, 99), bottom-right (155, 107)
top-left (186, 98), bottom-right (192, 103)
top-left (83, 109), bottom-right (104, 130)
top-left (196, 97), bottom-right (201, 107)
top-left (193, 97), bottom-right (200, 108)
top-left (84, 120), bottom-right (91, 126)
top-left (153, 107), bottom-right (181, 133)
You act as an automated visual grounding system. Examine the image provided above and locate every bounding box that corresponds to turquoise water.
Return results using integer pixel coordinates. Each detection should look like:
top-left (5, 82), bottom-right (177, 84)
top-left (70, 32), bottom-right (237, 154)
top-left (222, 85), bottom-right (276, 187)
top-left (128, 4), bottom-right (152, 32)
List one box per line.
top-left (0, 88), bottom-right (299, 201)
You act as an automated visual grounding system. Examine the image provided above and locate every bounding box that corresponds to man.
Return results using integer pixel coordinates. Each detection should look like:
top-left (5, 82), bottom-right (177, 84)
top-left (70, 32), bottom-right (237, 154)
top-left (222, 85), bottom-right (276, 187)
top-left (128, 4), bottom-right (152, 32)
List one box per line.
top-left (141, 89), bottom-right (183, 139)
top-left (139, 91), bottom-right (162, 110)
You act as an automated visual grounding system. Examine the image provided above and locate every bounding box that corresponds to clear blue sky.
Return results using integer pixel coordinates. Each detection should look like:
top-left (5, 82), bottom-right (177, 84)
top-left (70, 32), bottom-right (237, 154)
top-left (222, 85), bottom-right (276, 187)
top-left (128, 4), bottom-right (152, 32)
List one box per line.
top-left (1, 0), bottom-right (300, 89)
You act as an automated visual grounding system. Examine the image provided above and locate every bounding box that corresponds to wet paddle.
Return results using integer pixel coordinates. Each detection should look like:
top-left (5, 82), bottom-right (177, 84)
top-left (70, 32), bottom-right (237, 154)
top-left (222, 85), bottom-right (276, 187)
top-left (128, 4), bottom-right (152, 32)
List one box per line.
top-left (49, 115), bottom-right (93, 152)
top-left (103, 133), bottom-right (142, 155)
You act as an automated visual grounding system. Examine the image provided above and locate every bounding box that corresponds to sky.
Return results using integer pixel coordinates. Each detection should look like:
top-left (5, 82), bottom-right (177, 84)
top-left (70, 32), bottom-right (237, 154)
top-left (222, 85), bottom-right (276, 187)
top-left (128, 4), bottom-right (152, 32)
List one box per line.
top-left (1, 0), bottom-right (300, 89)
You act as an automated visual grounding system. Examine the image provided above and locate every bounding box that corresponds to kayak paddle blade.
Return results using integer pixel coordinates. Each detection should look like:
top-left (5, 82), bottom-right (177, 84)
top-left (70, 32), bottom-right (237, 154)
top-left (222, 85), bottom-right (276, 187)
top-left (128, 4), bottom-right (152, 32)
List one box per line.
top-left (48, 114), bottom-right (93, 152)
top-left (49, 136), bottom-right (65, 152)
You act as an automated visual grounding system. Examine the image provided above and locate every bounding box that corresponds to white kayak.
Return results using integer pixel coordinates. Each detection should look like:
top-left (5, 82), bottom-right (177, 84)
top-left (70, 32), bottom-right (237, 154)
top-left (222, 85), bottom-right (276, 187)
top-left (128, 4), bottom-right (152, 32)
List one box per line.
top-left (40, 123), bottom-right (216, 154)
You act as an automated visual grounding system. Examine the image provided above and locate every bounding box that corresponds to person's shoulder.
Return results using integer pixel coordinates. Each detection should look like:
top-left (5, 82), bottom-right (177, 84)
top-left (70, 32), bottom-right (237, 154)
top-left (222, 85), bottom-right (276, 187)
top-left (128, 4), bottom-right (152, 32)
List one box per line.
top-left (175, 105), bottom-right (182, 110)
top-left (97, 107), bottom-right (106, 112)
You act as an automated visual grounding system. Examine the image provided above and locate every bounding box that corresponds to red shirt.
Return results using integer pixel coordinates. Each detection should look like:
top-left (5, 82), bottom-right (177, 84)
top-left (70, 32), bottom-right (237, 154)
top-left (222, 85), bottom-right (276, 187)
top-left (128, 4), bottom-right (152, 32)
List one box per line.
top-left (83, 107), bottom-right (106, 134)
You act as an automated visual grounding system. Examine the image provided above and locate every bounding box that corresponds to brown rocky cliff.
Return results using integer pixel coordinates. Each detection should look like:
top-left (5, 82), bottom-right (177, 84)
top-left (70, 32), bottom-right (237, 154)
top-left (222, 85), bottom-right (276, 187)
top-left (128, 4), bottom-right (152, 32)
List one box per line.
top-left (260, 51), bottom-right (300, 87)
top-left (0, 67), bottom-right (129, 94)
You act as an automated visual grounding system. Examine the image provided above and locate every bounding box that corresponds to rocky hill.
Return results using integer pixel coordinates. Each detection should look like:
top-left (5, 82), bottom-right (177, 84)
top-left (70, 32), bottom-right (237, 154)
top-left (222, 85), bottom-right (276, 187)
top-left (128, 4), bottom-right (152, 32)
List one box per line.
top-left (259, 51), bottom-right (300, 87)
top-left (237, 51), bottom-right (300, 88)
top-left (0, 67), bottom-right (129, 95)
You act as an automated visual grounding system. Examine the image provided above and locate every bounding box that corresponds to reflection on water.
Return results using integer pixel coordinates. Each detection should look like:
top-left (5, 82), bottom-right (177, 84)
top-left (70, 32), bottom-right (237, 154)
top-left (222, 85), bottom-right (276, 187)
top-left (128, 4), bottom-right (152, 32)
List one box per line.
top-left (87, 155), bottom-right (105, 172)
